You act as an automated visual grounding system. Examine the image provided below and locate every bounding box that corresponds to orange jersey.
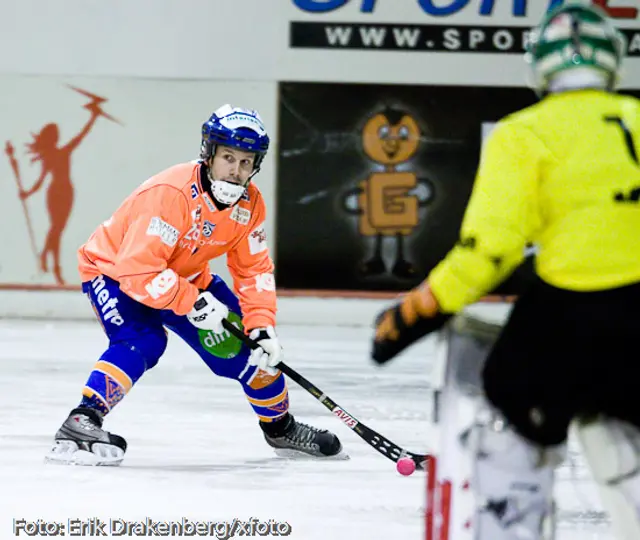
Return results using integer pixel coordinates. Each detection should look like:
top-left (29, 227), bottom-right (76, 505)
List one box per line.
top-left (78, 161), bottom-right (276, 330)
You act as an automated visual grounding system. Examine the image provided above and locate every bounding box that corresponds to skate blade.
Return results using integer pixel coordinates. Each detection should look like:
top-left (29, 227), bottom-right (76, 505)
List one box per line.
top-left (44, 440), bottom-right (124, 467)
top-left (271, 448), bottom-right (351, 462)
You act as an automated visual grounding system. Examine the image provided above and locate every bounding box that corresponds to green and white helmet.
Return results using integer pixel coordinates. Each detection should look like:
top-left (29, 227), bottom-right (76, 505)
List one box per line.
top-left (525, 2), bottom-right (627, 95)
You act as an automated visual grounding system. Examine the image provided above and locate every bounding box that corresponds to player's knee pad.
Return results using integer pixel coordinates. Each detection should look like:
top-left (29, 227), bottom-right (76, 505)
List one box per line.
top-left (128, 329), bottom-right (168, 371)
top-left (101, 329), bottom-right (168, 377)
top-left (83, 331), bottom-right (167, 413)
top-left (575, 416), bottom-right (640, 539)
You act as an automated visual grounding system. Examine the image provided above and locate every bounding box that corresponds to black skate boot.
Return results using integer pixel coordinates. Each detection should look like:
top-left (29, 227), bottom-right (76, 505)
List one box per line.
top-left (45, 407), bottom-right (127, 466)
top-left (260, 413), bottom-right (345, 459)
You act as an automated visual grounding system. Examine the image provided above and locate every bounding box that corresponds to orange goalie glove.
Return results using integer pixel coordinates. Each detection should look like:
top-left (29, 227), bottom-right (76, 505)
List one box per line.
top-left (371, 282), bottom-right (452, 365)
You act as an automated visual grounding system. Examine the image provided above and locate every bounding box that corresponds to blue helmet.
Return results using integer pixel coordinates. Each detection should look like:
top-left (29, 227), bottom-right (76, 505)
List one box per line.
top-left (200, 104), bottom-right (270, 172)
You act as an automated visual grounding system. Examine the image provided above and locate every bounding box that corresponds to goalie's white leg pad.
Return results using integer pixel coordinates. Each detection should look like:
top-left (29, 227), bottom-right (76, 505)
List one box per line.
top-left (575, 417), bottom-right (640, 540)
top-left (469, 414), bottom-right (559, 540)
top-left (432, 391), bottom-right (558, 539)
top-left (430, 313), bottom-right (557, 540)
top-left (45, 440), bottom-right (125, 466)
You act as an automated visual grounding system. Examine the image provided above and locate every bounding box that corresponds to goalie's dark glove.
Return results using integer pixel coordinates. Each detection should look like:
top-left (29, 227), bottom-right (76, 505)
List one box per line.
top-left (371, 283), bottom-right (452, 365)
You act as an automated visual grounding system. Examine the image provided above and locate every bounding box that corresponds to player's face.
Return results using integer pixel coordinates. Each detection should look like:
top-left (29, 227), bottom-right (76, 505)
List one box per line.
top-left (210, 146), bottom-right (256, 186)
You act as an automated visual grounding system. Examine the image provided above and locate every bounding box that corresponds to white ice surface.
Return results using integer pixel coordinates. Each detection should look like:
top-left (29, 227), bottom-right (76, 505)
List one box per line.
top-left (0, 320), bottom-right (612, 539)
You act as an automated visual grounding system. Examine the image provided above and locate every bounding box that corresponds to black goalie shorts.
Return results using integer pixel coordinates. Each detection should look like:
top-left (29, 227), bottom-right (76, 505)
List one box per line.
top-left (482, 277), bottom-right (640, 447)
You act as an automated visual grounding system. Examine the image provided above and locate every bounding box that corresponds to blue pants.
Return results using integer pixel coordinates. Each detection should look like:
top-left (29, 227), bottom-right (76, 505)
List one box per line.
top-left (80, 274), bottom-right (288, 423)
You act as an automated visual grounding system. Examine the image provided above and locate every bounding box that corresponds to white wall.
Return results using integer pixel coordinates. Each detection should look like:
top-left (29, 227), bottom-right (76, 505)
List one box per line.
top-left (0, 1), bottom-right (638, 86)
top-left (0, 0), bottom-right (637, 322)
top-left (0, 76), bottom-right (277, 288)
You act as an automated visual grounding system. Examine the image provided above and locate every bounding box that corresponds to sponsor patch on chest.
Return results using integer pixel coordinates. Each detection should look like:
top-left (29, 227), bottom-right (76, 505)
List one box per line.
top-left (202, 220), bottom-right (215, 237)
top-left (230, 206), bottom-right (251, 225)
top-left (146, 217), bottom-right (179, 247)
top-left (202, 192), bottom-right (216, 212)
top-left (248, 223), bottom-right (268, 255)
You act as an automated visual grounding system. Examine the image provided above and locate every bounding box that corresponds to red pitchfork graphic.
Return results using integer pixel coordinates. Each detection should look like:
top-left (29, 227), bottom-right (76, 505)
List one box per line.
top-left (5, 140), bottom-right (38, 262)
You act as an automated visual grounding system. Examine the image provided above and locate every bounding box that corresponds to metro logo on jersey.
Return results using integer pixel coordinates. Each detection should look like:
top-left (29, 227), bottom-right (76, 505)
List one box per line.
top-left (90, 275), bottom-right (125, 326)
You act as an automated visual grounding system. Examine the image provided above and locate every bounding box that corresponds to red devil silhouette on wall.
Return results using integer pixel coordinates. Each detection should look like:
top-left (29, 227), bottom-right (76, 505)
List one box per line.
top-left (5, 86), bottom-right (121, 285)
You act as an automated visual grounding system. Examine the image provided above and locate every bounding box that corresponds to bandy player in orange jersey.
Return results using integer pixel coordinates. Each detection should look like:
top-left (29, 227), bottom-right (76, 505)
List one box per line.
top-left (45, 105), bottom-right (343, 465)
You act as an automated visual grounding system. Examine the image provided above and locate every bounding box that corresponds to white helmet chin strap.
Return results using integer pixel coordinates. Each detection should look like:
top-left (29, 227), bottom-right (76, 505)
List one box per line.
top-left (210, 179), bottom-right (246, 206)
top-left (207, 167), bottom-right (247, 206)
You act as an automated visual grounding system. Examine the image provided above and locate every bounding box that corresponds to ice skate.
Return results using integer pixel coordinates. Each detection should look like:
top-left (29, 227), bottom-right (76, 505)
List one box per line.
top-left (45, 407), bottom-right (127, 466)
top-left (261, 413), bottom-right (346, 459)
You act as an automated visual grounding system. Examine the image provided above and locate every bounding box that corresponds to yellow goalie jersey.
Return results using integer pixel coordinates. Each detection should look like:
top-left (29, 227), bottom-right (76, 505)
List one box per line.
top-left (429, 89), bottom-right (640, 313)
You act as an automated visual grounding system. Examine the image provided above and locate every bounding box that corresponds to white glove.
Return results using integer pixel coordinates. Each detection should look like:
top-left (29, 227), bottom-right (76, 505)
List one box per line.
top-left (248, 326), bottom-right (282, 376)
top-left (187, 291), bottom-right (229, 334)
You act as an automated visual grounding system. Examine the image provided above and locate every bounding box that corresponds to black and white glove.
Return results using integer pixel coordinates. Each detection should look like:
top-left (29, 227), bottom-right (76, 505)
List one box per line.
top-left (372, 283), bottom-right (451, 365)
top-left (187, 291), bottom-right (229, 334)
top-left (247, 326), bottom-right (282, 376)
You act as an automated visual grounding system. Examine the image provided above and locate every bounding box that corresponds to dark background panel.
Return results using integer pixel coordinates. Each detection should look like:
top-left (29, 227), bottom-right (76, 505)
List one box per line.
top-left (274, 82), bottom-right (639, 293)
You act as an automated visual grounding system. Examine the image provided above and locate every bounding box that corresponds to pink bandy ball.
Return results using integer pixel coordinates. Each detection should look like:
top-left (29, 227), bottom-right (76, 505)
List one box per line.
top-left (396, 457), bottom-right (416, 476)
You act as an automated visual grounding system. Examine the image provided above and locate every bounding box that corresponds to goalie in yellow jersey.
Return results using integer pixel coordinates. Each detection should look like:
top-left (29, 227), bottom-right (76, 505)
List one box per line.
top-left (372, 3), bottom-right (640, 539)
